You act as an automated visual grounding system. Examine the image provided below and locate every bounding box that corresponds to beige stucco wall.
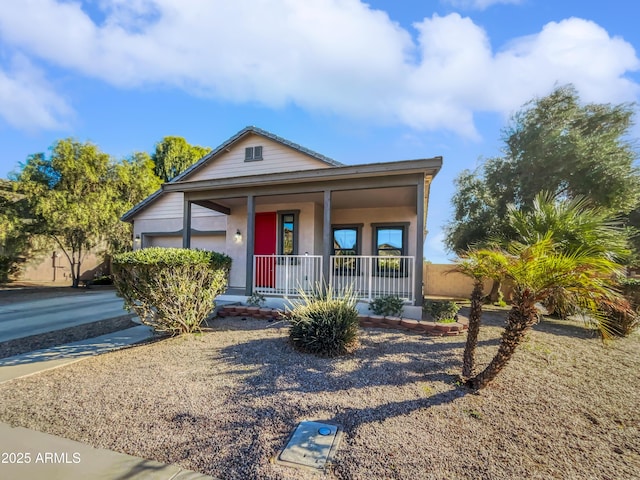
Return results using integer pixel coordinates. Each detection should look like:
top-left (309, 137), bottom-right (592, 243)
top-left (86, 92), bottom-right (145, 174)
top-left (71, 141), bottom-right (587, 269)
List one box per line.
top-left (423, 263), bottom-right (493, 298)
top-left (16, 249), bottom-right (108, 284)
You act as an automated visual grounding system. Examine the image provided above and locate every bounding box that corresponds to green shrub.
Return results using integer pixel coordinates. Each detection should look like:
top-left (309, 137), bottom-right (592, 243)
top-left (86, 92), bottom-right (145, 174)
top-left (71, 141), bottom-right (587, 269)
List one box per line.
top-left (0, 255), bottom-right (12, 284)
top-left (423, 299), bottom-right (460, 322)
top-left (0, 255), bottom-right (20, 284)
top-left (91, 275), bottom-right (113, 285)
top-left (112, 247), bottom-right (231, 335)
top-left (246, 291), bottom-right (266, 307)
top-left (288, 284), bottom-right (359, 357)
top-left (368, 295), bottom-right (405, 317)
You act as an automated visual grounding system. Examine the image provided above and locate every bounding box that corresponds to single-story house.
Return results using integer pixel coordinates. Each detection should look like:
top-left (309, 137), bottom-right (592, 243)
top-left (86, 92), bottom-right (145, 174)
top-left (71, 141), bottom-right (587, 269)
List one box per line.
top-left (122, 126), bottom-right (442, 307)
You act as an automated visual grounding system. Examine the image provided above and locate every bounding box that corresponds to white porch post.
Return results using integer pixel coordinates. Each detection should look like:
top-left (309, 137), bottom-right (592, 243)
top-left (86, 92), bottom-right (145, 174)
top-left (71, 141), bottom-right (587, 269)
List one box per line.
top-left (322, 189), bottom-right (332, 286)
top-left (415, 176), bottom-right (425, 306)
top-left (245, 194), bottom-right (255, 295)
top-left (182, 195), bottom-right (192, 248)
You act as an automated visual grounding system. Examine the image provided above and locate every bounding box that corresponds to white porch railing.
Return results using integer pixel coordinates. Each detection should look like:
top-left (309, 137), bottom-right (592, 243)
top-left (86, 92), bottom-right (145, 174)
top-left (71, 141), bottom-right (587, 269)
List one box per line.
top-left (330, 255), bottom-right (415, 302)
top-left (253, 255), bottom-right (323, 296)
top-left (252, 254), bottom-right (415, 302)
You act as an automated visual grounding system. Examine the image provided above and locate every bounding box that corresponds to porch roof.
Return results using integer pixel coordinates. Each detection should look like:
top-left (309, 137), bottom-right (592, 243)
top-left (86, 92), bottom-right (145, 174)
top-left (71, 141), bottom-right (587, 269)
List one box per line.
top-left (162, 157), bottom-right (442, 196)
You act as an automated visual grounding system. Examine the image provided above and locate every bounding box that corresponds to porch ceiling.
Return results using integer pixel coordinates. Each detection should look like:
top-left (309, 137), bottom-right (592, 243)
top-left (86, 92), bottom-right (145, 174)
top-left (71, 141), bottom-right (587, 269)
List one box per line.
top-left (197, 186), bottom-right (417, 210)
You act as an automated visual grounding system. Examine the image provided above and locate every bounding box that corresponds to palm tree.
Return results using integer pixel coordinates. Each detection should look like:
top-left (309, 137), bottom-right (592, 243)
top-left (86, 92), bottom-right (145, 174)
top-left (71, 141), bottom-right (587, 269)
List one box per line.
top-left (507, 192), bottom-right (630, 318)
top-left (507, 192), bottom-right (631, 318)
top-left (453, 251), bottom-right (507, 378)
top-left (466, 236), bottom-right (625, 390)
top-left (507, 192), bottom-right (630, 260)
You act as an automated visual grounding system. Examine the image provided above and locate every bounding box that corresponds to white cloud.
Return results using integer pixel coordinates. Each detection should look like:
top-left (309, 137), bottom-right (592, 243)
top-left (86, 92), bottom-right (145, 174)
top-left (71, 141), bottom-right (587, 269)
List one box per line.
top-left (443, 0), bottom-right (524, 10)
top-left (0, 1), bottom-right (637, 136)
top-left (0, 54), bottom-right (73, 130)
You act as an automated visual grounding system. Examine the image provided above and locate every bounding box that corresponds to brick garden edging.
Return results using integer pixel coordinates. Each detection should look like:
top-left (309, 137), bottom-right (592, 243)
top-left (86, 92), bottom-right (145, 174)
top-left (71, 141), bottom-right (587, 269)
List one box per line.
top-left (359, 314), bottom-right (468, 336)
top-left (217, 305), bottom-right (468, 336)
top-left (218, 305), bottom-right (283, 321)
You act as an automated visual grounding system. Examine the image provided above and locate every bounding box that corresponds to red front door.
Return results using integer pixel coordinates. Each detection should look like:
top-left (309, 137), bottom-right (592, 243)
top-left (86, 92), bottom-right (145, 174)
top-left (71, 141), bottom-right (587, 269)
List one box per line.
top-left (254, 212), bottom-right (277, 287)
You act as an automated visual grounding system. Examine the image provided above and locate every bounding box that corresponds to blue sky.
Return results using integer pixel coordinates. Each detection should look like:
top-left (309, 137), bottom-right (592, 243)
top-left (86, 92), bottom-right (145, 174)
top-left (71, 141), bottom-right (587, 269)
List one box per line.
top-left (1, 0), bottom-right (638, 263)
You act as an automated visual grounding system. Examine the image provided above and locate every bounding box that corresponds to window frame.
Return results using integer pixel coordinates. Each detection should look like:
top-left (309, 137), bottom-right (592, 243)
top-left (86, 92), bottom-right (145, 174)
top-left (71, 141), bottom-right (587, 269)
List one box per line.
top-left (331, 224), bottom-right (363, 256)
top-left (278, 210), bottom-right (300, 257)
top-left (244, 146), bottom-right (263, 162)
top-left (331, 224), bottom-right (363, 275)
top-left (371, 222), bottom-right (410, 277)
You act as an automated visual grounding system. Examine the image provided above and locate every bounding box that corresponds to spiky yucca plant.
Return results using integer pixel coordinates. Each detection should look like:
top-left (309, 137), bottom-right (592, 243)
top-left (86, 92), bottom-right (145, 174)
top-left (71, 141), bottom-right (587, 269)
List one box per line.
top-left (287, 283), bottom-right (359, 357)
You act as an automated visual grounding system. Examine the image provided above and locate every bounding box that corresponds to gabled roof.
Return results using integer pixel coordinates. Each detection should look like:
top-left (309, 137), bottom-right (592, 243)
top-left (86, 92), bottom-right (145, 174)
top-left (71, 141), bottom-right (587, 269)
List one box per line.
top-left (173, 126), bottom-right (342, 183)
top-left (122, 126), bottom-right (342, 222)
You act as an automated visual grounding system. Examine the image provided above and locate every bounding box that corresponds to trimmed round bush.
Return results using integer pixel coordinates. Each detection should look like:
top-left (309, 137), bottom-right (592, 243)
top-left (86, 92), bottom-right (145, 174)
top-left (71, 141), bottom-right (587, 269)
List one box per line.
top-left (288, 284), bottom-right (359, 357)
top-left (423, 299), bottom-right (460, 322)
top-left (112, 247), bottom-right (231, 335)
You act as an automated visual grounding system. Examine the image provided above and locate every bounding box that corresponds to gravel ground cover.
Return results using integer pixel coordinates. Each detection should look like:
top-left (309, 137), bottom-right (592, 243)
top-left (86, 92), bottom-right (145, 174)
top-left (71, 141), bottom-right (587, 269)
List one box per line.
top-left (0, 308), bottom-right (638, 480)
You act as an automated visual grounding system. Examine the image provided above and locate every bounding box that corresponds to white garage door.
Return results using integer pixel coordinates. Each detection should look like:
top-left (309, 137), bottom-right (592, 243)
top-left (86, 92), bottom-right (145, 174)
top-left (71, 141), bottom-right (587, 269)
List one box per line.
top-left (192, 235), bottom-right (226, 252)
top-left (145, 234), bottom-right (226, 252)
top-left (146, 235), bottom-right (182, 248)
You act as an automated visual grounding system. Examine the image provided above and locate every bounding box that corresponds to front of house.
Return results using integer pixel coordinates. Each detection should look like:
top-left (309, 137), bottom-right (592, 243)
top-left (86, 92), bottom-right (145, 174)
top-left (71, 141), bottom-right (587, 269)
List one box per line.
top-left (122, 127), bottom-right (442, 306)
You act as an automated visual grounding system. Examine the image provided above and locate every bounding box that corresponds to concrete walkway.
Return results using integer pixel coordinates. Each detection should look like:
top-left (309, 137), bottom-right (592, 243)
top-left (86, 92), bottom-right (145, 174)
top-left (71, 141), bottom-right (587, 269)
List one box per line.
top-left (0, 324), bottom-right (154, 383)
top-left (0, 320), bottom-right (217, 479)
top-left (0, 422), bottom-right (214, 479)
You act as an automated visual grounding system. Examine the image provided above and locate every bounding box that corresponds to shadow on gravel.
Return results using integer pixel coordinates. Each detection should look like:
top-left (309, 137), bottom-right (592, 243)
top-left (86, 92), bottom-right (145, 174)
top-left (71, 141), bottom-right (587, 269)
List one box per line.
top-left (214, 326), bottom-right (480, 425)
top-left (215, 332), bottom-right (497, 396)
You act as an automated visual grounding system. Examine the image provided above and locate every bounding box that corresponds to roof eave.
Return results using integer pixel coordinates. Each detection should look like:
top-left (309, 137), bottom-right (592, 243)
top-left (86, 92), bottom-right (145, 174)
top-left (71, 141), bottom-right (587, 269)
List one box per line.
top-left (163, 157), bottom-right (442, 194)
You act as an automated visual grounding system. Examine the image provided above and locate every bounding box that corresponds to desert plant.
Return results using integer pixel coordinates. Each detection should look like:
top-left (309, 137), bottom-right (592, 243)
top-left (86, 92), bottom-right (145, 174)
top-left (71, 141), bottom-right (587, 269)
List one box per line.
top-left (466, 236), bottom-right (625, 390)
top-left (288, 283), bottom-right (359, 357)
top-left (603, 301), bottom-right (639, 337)
top-left (112, 247), bottom-right (231, 335)
top-left (453, 250), bottom-right (507, 378)
top-left (246, 291), bottom-right (266, 307)
top-left (423, 300), bottom-right (461, 322)
top-left (368, 295), bottom-right (404, 317)
top-left (603, 278), bottom-right (640, 336)
top-left (620, 277), bottom-right (640, 308)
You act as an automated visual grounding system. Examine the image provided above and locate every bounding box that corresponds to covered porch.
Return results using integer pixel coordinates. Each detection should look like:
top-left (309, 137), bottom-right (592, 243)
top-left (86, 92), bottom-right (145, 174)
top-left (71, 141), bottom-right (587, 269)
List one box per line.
top-left (166, 159), bottom-right (441, 306)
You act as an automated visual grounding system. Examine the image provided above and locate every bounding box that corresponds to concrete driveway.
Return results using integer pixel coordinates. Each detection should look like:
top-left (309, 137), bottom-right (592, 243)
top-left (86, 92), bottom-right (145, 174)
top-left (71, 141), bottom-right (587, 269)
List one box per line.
top-left (0, 290), bottom-right (128, 343)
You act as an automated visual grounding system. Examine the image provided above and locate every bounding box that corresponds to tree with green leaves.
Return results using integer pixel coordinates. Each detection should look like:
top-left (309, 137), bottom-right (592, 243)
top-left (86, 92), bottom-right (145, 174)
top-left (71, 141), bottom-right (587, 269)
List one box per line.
top-left (0, 179), bottom-right (31, 282)
top-left (446, 85), bottom-right (640, 255)
top-left (507, 191), bottom-right (631, 317)
top-left (464, 236), bottom-right (626, 390)
top-left (152, 136), bottom-right (210, 182)
top-left (458, 193), bottom-right (633, 388)
top-left (108, 152), bottom-right (162, 254)
top-left (15, 139), bottom-right (118, 287)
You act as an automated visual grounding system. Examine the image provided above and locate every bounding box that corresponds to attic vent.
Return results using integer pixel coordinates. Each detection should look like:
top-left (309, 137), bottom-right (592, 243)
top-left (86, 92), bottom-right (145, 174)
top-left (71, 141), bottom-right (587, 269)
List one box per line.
top-left (245, 146), bottom-right (263, 162)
